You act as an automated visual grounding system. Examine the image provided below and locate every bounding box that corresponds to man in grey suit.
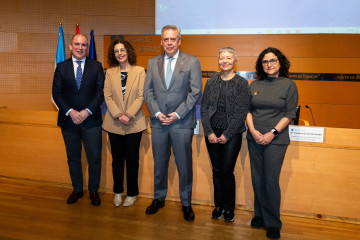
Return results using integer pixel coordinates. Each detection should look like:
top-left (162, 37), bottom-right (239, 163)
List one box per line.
top-left (143, 25), bottom-right (202, 222)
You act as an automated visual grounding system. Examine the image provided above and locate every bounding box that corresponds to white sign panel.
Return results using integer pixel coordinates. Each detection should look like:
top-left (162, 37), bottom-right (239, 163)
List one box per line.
top-left (289, 126), bottom-right (325, 143)
top-left (194, 120), bottom-right (200, 135)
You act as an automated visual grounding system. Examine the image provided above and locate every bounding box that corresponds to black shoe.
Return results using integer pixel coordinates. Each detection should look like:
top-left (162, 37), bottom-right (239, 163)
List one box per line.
top-left (211, 206), bottom-right (224, 220)
top-left (66, 190), bottom-right (83, 204)
top-left (223, 210), bottom-right (235, 222)
top-left (251, 216), bottom-right (264, 228)
top-left (145, 199), bottom-right (165, 215)
top-left (182, 206), bottom-right (195, 222)
top-left (90, 192), bottom-right (101, 206)
top-left (266, 227), bottom-right (280, 239)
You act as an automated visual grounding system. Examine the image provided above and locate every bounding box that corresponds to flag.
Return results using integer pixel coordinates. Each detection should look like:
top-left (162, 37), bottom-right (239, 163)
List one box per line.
top-left (89, 29), bottom-right (97, 60)
top-left (89, 29), bottom-right (106, 113)
top-left (53, 24), bottom-right (65, 110)
top-left (76, 24), bottom-right (80, 34)
top-left (56, 24), bottom-right (65, 66)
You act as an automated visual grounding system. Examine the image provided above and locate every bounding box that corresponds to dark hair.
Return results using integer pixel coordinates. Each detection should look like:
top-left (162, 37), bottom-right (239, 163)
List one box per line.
top-left (107, 39), bottom-right (137, 67)
top-left (255, 47), bottom-right (290, 79)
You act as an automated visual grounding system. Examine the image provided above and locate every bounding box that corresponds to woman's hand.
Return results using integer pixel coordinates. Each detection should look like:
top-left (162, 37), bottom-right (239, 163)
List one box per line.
top-left (207, 133), bottom-right (218, 144)
top-left (251, 129), bottom-right (263, 143)
top-left (258, 132), bottom-right (275, 145)
top-left (217, 134), bottom-right (228, 144)
top-left (118, 115), bottom-right (131, 126)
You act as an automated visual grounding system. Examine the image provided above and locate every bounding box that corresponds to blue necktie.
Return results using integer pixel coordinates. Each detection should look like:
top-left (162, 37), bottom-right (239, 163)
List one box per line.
top-left (75, 60), bottom-right (82, 90)
top-left (165, 58), bottom-right (174, 89)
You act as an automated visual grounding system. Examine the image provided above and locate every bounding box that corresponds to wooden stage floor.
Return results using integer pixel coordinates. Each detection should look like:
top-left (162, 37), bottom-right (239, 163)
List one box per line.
top-left (0, 176), bottom-right (359, 240)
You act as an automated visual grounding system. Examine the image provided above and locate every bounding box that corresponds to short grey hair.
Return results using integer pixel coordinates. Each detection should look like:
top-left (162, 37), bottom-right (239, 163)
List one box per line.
top-left (218, 47), bottom-right (237, 61)
top-left (161, 25), bottom-right (181, 39)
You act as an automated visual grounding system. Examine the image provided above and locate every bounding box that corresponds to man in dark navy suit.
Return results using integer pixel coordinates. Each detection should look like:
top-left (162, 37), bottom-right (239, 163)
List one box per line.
top-left (52, 33), bottom-right (104, 206)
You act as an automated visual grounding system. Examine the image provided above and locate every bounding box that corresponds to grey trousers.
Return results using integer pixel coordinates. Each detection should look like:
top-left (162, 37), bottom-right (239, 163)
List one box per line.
top-left (247, 140), bottom-right (288, 229)
top-left (151, 127), bottom-right (194, 206)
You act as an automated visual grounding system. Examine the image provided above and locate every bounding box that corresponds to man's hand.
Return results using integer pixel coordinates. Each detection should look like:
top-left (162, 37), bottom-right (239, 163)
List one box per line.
top-left (157, 112), bottom-right (167, 123)
top-left (79, 109), bottom-right (90, 122)
top-left (162, 112), bottom-right (179, 125)
top-left (69, 110), bottom-right (84, 125)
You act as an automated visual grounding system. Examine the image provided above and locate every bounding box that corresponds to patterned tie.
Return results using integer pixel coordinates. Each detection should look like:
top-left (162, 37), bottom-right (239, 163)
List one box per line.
top-left (165, 57), bottom-right (174, 89)
top-left (75, 60), bottom-right (82, 90)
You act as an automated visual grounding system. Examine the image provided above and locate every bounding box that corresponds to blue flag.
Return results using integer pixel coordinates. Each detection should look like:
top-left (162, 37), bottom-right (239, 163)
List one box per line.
top-left (89, 29), bottom-right (97, 60)
top-left (89, 28), bottom-right (106, 113)
top-left (56, 25), bottom-right (65, 65)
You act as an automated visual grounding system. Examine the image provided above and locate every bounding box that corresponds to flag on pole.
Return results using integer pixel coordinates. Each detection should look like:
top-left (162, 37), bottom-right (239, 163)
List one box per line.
top-left (76, 24), bottom-right (80, 34)
top-left (53, 23), bottom-right (65, 110)
top-left (88, 28), bottom-right (106, 113)
top-left (56, 24), bottom-right (65, 66)
top-left (89, 29), bottom-right (97, 60)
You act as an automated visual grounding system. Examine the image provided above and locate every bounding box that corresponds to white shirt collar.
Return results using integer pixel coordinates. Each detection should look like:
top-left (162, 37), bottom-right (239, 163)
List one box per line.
top-left (72, 56), bottom-right (86, 63)
top-left (165, 50), bottom-right (179, 60)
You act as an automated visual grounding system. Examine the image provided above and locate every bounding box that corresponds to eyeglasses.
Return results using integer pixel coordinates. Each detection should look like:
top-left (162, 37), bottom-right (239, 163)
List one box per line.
top-left (262, 59), bottom-right (278, 65)
top-left (114, 48), bottom-right (126, 54)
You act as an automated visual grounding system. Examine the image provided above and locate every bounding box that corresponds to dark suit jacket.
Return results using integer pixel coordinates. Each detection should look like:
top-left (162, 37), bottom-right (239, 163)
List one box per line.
top-left (143, 51), bottom-right (202, 129)
top-left (52, 57), bottom-right (105, 129)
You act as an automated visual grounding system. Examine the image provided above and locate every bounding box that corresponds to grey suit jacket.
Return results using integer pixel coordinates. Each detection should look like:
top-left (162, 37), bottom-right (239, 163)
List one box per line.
top-left (143, 51), bottom-right (202, 129)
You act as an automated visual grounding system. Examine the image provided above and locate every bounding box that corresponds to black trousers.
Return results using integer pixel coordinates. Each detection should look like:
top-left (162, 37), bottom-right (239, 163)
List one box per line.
top-left (61, 126), bottom-right (102, 193)
top-left (205, 130), bottom-right (243, 211)
top-left (247, 140), bottom-right (288, 229)
top-left (108, 131), bottom-right (143, 196)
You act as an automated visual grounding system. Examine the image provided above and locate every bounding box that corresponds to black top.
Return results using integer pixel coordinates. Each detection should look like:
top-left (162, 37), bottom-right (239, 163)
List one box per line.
top-left (210, 80), bottom-right (228, 130)
top-left (121, 72), bottom-right (128, 99)
top-left (201, 74), bottom-right (250, 140)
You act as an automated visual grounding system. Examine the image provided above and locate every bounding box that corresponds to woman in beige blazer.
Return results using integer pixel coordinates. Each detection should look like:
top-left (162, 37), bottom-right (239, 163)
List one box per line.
top-left (102, 39), bottom-right (147, 207)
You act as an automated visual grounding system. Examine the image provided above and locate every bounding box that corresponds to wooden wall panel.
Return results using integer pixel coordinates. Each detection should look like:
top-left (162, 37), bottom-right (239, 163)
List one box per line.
top-left (180, 35), bottom-right (360, 58)
top-left (252, 34), bottom-right (360, 58)
top-left (0, 32), bottom-right (17, 52)
top-left (0, 0), bottom-right (154, 34)
top-left (112, 33), bottom-right (360, 128)
top-left (290, 58), bottom-right (360, 73)
top-left (296, 81), bottom-right (360, 104)
top-left (0, 0), bottom-right (359, 128)
top-left (1, 109), bottom-right (359, 223)
top-left (14, 0), bottom-right (154, 18)
top-left (0, 74), bottom-right (20, 94)
top-left (0, 0), bottom-right (155, 110)
top-left (0, 94), bottom-right (57, 110)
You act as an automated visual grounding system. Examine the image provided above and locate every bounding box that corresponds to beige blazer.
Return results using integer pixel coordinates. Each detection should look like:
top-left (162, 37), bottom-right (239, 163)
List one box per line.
top-left (102, 65), bottom-right (147, 135)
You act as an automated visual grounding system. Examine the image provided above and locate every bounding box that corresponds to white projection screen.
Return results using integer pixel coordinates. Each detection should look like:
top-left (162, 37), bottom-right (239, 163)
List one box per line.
top-left (156, 0), bottom-right (360, 35)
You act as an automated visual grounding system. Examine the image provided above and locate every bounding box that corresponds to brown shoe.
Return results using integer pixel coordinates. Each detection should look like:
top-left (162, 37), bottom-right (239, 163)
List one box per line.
top-left (90, 192), bottom-right (101, 206)
top-left (66, 190), bottom-right (83, 204)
